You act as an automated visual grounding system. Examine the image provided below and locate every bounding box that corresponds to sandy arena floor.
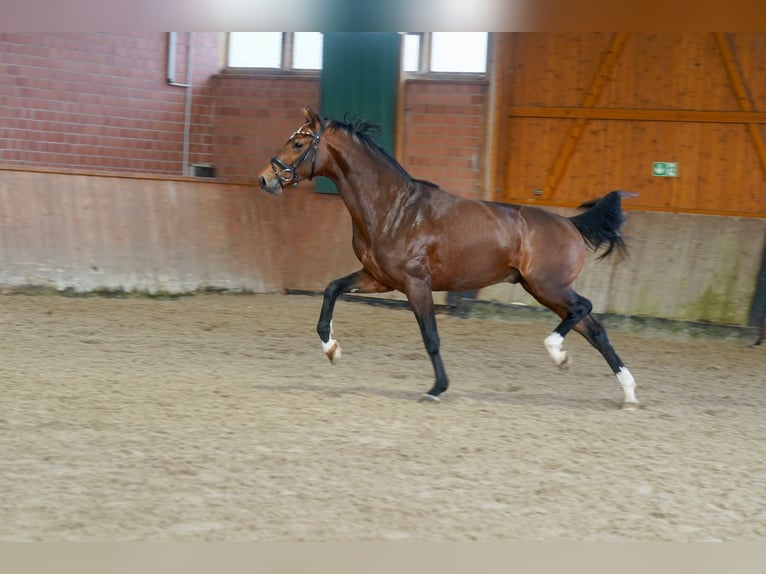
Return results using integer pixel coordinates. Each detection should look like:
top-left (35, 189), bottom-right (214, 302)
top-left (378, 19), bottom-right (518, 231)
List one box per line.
top-left (0, 293), bottom-right (764, 541)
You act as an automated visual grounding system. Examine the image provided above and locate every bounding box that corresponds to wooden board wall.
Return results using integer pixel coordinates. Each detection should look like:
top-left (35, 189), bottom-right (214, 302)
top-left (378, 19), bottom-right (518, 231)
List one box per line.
top-left (0, 167), bottom-right (358, 295)
top-left (492, 33), bottom-right (766, 217)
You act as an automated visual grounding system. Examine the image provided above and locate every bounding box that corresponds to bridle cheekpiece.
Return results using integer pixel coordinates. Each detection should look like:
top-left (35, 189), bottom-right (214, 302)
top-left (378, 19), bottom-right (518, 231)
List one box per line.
top-left (270, 121), bottom-right (325, 187)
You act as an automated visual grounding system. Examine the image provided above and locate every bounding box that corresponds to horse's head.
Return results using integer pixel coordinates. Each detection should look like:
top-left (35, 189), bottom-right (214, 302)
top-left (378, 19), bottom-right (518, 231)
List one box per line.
top-left (259, 107), bottom-right (325, 194)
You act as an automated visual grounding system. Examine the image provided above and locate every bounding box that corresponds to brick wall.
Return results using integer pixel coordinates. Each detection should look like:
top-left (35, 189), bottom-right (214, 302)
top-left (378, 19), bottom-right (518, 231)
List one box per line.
top-left (212, 74), bottom-right (489, 197)
top-left (1, 33), bottom-right (489, 198)
top-left (210, 73), bottom-right (321, 181)
top-left (401, 80), bottom-right (488, 198)
top-left (0, 32), bottom-right (221, 175)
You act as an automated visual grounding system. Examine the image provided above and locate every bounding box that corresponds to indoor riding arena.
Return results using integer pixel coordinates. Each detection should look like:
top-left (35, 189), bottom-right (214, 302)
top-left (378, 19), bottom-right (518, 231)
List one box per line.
top-left (1, 32), bottom-right (765, 542)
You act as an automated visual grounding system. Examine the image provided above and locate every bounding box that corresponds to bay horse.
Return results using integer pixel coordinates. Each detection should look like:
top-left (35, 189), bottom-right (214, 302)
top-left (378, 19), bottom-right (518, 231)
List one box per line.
top-left (259, 107), bottom-right (639, 410)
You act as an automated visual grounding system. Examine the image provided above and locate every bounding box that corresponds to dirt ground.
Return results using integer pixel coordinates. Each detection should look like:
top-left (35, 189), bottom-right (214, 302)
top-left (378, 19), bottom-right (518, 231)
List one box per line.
top-left (1, 293), bottom-right (764, 541)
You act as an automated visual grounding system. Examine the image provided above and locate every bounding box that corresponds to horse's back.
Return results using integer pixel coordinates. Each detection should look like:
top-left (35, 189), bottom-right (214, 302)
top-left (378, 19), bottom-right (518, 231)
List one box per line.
top-left (383, 185), bottom-right (586, 291)
top-left (423, 189), bottom-right (582, 256)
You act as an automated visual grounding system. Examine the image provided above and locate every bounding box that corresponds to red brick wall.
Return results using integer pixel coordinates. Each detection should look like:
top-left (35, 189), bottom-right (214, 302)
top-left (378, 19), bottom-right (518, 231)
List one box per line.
top-left (210, 73), bottom-right (321, 181)
top-left (212, 74), bottom-right (489, 198)
top-left (0, 32), bottom-right (221, 175)
top-left (401, 80), bottom-right (488, 198)
top-left (1, 33), bottom-right (489, 198)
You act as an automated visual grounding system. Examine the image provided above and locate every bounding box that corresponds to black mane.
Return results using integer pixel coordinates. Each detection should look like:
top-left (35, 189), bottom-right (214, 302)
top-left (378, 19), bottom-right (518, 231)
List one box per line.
top-left (327, 115), bottom-right (439, 188)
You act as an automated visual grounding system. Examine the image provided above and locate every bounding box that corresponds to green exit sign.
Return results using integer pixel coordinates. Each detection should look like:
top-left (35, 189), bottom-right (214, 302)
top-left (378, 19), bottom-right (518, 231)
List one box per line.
top-left (653, 162), bottom-right (678, 177)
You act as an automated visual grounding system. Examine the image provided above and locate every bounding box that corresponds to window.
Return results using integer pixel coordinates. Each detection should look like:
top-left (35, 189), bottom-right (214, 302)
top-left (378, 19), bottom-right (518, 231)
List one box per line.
top-left (402, 34), bottom-right (421, 72)
top-left (227, 32), bottom-right (489, 75)
top-left (227, 32), bottom-right (323, 70)
top-left (292, 32), bottom-right (323, 69)
top-left (228, 32), bottom-right (282, 68)
top-left (402, 32), bottom-right (488, 74)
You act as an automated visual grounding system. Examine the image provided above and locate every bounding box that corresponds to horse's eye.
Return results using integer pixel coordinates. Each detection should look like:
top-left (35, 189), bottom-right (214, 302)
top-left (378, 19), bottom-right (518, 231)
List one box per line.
top-left (292, 140), bottom-right (305, 150)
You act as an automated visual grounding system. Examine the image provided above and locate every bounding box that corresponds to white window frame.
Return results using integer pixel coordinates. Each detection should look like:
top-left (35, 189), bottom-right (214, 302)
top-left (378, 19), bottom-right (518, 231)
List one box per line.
top-left (226, 32), bottom-right (490, 77)
top-left (226, 32), bottom-right (322, 72)
top-left (401, 32), bottom-right (489, 78)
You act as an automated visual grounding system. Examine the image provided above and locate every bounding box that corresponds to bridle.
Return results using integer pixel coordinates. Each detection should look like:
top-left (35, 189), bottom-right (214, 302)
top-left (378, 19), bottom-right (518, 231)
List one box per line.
top-left (270, 121), bottom-right (325, 187)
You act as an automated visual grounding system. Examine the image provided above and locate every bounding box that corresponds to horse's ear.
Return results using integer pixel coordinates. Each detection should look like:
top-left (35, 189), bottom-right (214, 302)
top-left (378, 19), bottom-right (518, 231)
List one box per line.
top-left (302, 106), bottom-right (322, 129)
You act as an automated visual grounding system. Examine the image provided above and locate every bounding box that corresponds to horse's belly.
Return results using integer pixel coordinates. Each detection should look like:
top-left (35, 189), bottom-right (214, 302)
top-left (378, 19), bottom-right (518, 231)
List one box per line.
top-left (429, 245), bottom-right (512, 291)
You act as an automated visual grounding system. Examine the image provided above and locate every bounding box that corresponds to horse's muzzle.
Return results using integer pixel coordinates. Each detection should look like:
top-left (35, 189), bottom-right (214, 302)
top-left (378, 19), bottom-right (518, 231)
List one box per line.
top-left (259, 173), bottom-right (283, 195)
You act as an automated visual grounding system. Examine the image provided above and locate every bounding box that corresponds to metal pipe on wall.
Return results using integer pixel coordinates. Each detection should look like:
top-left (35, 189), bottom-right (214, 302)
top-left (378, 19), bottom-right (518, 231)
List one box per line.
top-left (167, 32), bottom-right (194, 176)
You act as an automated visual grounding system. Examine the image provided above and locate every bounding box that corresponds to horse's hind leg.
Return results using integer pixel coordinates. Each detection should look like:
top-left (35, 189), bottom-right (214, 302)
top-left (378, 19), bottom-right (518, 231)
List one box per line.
top-left (316, 269), bottom-right (391, 363)
top-left (524, 285), bottom-right (591, 370)
top-left (523, 280), bottom-right (638, 410)
top-left (573, 315), bottom-right (639, 410)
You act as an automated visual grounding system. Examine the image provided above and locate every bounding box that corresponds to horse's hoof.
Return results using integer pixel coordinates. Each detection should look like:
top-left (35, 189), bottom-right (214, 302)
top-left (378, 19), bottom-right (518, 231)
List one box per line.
top-left (419, 393), bottom-right (441, 403)
top-left (557, 353), bottom-right (572, 371)
top-left (325, 342), bottom-right (342, 364)
top-left (621, 401), bottom-right (639, 411)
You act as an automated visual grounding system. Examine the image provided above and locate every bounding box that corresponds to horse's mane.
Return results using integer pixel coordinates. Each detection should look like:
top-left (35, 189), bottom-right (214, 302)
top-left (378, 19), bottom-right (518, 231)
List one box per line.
top-left (327, 115), bottom-right (439, 188)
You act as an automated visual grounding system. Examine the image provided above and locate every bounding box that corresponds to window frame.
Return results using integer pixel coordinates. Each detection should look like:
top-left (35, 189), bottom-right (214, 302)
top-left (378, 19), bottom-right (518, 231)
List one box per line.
top-left (401, 32), bottom-right (490, 79)
top-left (225, 32), bottom-right (490, 78)
top-left (225, 32), bottom-right (322, 73)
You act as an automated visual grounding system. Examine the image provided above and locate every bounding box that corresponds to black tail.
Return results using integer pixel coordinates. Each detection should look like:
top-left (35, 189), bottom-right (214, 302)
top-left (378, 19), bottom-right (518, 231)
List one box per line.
top-left (569, 190), bottom-right (635, 260)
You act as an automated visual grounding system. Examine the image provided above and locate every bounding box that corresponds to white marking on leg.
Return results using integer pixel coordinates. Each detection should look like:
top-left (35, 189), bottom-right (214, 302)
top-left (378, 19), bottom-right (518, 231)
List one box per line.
top-left (544, 332), bottom-right (568, 366)
top-left (322, 337), bottom-right (337, 354)
top-left (617, 366), bottom-right (638, 407)
top-left (321, 320), bottom-right (341, 364)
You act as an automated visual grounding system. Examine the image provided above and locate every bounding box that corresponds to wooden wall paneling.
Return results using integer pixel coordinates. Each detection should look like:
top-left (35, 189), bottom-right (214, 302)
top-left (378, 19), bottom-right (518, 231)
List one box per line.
top-left (508, 107), bottom-right (766, 123)
top-left (714, 32), bottom-right (766, 189)
top-left (543, 33), bottom-right (630, 200)
top-left (0, 168), bottom-right (360, 294)
top-left (503, 117), bottom-right (573, 200)
top-left (509, 33), bottom-right (614, 107)
top-left (599, 33), bottom-right (736, 112)
top-left (487, 32), bottom-right (511, 201)
top-left (731, 34), bottom-right (766, 110)
top-left (499, 33), bottom-right (766, 217)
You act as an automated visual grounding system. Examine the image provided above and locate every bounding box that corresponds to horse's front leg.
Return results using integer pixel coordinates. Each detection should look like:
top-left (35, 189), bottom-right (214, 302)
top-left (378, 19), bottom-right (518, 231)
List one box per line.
top-left (404, 278), bottom-right (449, 402)
top-left (316, 269), bottom-right (391, 364)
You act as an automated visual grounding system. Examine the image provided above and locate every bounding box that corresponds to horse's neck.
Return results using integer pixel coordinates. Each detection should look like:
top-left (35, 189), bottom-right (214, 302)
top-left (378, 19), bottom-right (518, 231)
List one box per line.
top-left (322, 140), bottom-right (410, 231)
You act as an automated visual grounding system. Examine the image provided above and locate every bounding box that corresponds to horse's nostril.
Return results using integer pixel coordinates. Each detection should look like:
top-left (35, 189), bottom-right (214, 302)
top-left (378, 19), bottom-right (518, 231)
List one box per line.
top-left (259, 176), bottom-right (267, 189)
